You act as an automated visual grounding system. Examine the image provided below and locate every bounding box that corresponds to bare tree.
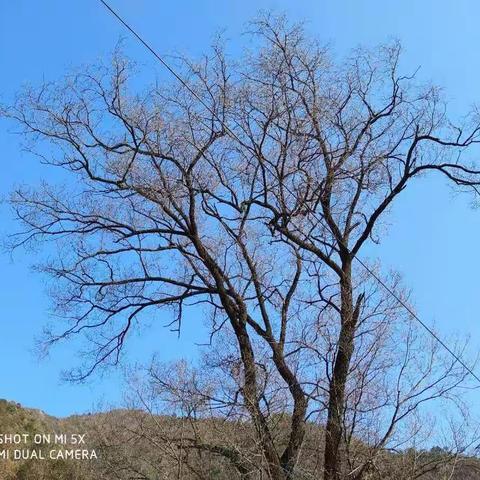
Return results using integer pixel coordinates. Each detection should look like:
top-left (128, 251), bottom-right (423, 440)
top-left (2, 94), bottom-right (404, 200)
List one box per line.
top-left (2, 38), bottom-right (310, 480)
top-left (225, 16), bottom-right (480, 479)
top-left (92, 313), bottom-right (479, 480)
top-left (3, 14), bottom-right (480, 480)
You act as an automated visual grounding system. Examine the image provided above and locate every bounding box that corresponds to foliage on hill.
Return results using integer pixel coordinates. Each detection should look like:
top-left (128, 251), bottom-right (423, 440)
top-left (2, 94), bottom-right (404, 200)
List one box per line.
top-left (1, 399), bottom-right (480, 479)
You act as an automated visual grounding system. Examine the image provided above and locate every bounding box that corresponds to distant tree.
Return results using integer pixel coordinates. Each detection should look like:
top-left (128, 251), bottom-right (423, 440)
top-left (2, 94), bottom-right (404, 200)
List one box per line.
top-left (3, 15), bottom-right (480, 480)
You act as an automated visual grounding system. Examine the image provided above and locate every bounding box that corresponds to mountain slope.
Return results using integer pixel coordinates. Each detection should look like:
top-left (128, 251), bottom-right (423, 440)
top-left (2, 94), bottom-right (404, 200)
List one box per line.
top-left (0, 399), bottom-right (479, 479)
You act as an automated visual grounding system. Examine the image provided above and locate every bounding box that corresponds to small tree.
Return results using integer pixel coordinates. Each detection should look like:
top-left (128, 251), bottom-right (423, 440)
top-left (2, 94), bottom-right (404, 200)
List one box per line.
top-left (3, 15), bottom-right (480, 480)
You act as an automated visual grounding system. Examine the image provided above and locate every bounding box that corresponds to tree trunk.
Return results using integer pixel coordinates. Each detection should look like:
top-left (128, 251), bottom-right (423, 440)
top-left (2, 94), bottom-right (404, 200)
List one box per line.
top-left (272, 346), bottom-right (308, 478)
top-left (324, 258), bottom-right (358, 480)
top-left (234, 322), bottom-right (287, 480)
top-left (193, 240), bottom-right (288, 479)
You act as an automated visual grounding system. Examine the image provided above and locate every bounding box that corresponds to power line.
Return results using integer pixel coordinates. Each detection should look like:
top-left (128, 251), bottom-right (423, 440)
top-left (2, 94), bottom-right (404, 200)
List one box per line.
top-left (98, 0), bottom-right (243, 145)
top-left (97, 0), bottom-right (480, 384)
top-left (354, 256), bottom-right (480, 383)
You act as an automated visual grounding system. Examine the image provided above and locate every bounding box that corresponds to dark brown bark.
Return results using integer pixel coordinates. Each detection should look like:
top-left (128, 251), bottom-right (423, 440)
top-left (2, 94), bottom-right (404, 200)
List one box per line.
top-left (188, 240), bottom-right (280, 477)
top-left (324, 258), bottom-right (362, 480)
top-left (235, 323), bottom-right (285, 479)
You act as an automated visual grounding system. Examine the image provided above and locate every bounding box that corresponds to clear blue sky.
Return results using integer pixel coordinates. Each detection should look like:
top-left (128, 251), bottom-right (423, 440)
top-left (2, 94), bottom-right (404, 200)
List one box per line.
top-left (1, 0), bottom-right (480, 417)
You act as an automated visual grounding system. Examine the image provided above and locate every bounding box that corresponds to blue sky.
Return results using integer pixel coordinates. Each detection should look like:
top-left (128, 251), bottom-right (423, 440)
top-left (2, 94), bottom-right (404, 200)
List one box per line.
top-left (1, 0), bottom-right (480, 417)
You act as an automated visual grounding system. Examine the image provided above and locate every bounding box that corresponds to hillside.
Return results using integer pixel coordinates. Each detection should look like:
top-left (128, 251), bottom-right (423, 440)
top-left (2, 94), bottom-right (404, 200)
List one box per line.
top-left (1, 399), bottom-right (480, 479)
top-left (0, 399), bottom-right (99, 479)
